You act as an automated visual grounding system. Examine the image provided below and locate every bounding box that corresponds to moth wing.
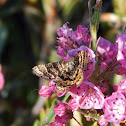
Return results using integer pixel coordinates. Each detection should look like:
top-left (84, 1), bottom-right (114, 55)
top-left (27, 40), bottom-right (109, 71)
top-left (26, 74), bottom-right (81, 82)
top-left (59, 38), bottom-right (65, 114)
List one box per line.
top-left (55, 67), bottom-right (83, 91)
top-left (32, 61), bottom-right (75, 80)
top-left (74, 50), bottom-right (89, 68)
top-left (33, 64), bottom-right (55, 80)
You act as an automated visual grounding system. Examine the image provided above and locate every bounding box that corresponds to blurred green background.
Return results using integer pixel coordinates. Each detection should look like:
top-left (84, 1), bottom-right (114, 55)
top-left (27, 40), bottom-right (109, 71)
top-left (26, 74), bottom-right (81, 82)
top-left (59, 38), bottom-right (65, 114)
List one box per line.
top-left (0, 0), bottom-right (126, 126)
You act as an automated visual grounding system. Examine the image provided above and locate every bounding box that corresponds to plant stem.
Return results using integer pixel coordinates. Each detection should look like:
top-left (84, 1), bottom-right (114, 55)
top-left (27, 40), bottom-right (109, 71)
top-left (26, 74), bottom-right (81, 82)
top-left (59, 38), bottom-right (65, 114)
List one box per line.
top-left (73, 116), bottom-right (82, 126)
top-left (88, 0), bottom-right (102, 52)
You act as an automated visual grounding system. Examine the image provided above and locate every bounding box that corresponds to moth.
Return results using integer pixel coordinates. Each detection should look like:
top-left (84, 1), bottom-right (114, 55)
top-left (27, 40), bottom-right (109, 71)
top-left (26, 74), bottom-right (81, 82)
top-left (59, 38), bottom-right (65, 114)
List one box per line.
top-left (32, 50), bottom-right (88, 91)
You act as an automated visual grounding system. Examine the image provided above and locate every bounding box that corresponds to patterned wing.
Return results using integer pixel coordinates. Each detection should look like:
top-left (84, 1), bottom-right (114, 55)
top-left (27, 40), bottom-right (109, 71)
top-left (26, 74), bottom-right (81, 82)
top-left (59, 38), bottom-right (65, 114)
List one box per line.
top-left (74, 50), bottom-right (89, 68)
top-left (32, 60), bottom-right (75, 80)
top-left (32, 50), bottom-right (88, 91)
top-left (55, 67), bottom-right (83, 90)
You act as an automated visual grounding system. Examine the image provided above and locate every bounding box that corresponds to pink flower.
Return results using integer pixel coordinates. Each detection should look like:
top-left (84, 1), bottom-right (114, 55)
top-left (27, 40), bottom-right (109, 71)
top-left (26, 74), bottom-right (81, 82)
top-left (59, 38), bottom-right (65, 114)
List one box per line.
top-left (62, 54), bottom-right (71, 61)
top-left (54, 115), bottom-right (71, 124)
top-left (69, 81), bottom-right (104, 109)
top-left (53, 101), bottom-right (68, 116)
top-left (57, 46), bottom-right (66, 58)
top-left (97, 37), bottom-right (117, 71)
top-left (57, 22), bottom-right (73, 38)
top-left (57, 22), bottom-right (74, 51)
top-left (98, 115), bottom-right (108, 126)
top-left (115, 33), bottom-right (126, 69)
top-left (57, 45), bottom-right (71, 61)
top-left (116, 66), bottom-right (126, 75)
top-left (39, 80), bottom-right (56, 98)
top-left (103, 91), bottom-right (126, 124)
top-left (53, 101), bottom-right (72, 117)
top-left (73, 25), bottom-right (92, 45)
top-left (114, 78), bottom-right (126, 97)
top-left (53, 101), bottom-right (73, 125)
top-left (56, 23), bottom-right (92, 58)
top-left (39, 86), bottom-right (54, 98)
top-left (76, 25), bottom-right (88, 35)
top-left (57, 37), bottom-right (73, 50)
top-left (0, 64), bottom-right (4, 91)
top-left (83, 33), bottom-right (92, 45)
top-left (68, 98), bottom-right (79, 111)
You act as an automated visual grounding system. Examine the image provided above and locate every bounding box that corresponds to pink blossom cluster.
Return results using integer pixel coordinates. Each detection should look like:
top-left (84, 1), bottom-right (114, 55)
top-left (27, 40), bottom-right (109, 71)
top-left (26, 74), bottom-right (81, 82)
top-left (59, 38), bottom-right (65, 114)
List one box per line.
top-left (39, 23), bottom-right (126, 126)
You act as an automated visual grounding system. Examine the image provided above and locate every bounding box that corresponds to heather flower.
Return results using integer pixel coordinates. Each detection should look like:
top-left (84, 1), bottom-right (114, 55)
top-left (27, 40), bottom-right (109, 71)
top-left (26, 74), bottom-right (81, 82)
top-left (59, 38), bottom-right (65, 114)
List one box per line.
top-left (98, 115), bottom-right (108, 126)
top-left (113, 32), bottom-right (126, 75)
top-left (54, 115), bottom-right (71, 124)
top-left (0, 64), bottom-right (4, 91)
top-left (116, 66), bottom-right (126, 75)
top-left (57, 46), bottom-right (70, 61)
top-left (97, 37), bottom-right (117, 71)
top-left (68, 98), bottom-right (79, 111)
top-left (76, 25), bottom-right (88, 35)
top-left (57, 46), bottom-right (67, 58)
top-left (56, 22), bottom-right (92, 59)
top-left (114, 78), bottom-right (126, 97)
top-left (57, 22), bottom-right (75, 51)
top-left (39, 80), bottom-right (56, 98)
top-left (57, 22), bottom-right (73, 38)
top-left (72, 25), bottom-right (91, 45)
top-left (69, 81), bottom-right (104, 109)
top-left (103, 91), bottom-right (126, 124)
top-left (115, 33), bottom-right (126, 69)
top-left (39, 86), bottom-right (55, 98)
top-left (53, 101), bottom-right (73, 125)
top-left (53, 101), bottom-right (69, 116)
